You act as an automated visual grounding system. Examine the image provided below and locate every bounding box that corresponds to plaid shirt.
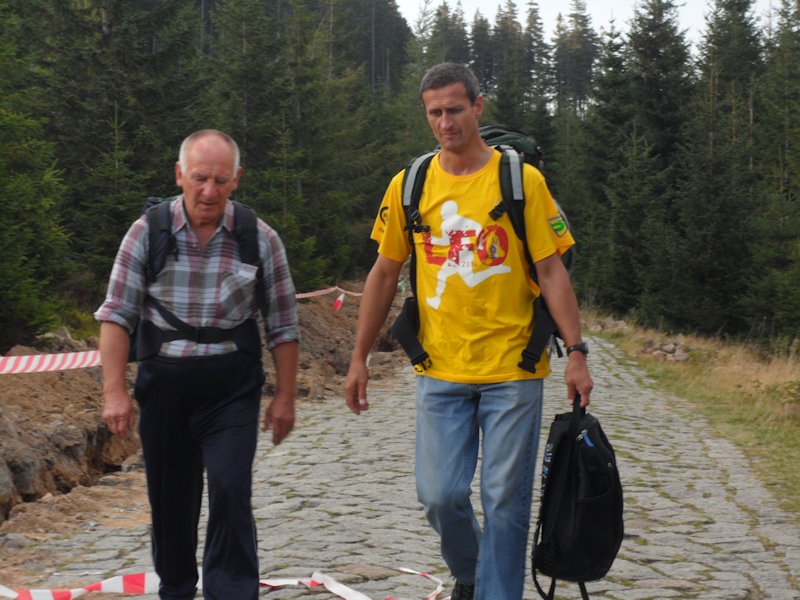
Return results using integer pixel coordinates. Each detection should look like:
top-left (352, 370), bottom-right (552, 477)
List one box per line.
top-left (95, 197), bottom-right (299, 357)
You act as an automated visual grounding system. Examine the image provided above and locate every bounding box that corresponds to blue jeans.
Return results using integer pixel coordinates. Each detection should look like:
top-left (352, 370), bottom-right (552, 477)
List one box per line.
top-left (415, 376), bottom-right (543, 600)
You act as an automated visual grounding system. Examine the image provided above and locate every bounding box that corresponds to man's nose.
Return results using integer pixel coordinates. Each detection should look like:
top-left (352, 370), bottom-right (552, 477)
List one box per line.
top-left (200, 180), bottom-right (219, 197)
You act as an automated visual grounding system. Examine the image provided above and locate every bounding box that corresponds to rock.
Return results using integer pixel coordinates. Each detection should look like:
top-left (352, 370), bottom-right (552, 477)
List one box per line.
top-left (662, 342), bottom-right (677, 354)
top-left (0, 463), bottom-right (20, 520)
top-left (651, 350), bottom-right (669, 361)
top-left (5, 446), bottom-right (44, 499)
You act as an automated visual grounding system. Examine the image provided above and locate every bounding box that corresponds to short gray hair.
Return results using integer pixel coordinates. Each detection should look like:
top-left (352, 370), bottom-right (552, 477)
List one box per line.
top-left (178, 129), bottom-right (241, 175)
top-left (419, 62), bottom-right (481, 104)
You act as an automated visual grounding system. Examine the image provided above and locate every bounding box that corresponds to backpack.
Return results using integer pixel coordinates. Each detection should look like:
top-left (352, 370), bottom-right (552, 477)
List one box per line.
top-left (389, 124), bottom-right (572, 374)
top-left (531, 396), bottom-right (624, 599)
top-left (128, 196), bottom-right (266, 361)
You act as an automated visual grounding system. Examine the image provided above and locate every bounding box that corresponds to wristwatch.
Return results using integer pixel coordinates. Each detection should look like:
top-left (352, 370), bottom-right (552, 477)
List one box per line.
top-left (566, 342), bottom-right (589, 356)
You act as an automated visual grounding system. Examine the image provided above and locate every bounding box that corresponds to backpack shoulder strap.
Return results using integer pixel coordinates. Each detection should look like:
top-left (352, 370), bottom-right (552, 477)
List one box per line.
top-left (231, 200), bottom-right (259, 266)
top-left (231, 200), bottom-right (268, 320)
top-left (494, 147), bottom-right (534, 275)
top-left (400, 151), bottom-right (437, 296)
top-left (144, 198), bottom-right (176, 284)
top-left (492, 148), bottom-right (563, 372)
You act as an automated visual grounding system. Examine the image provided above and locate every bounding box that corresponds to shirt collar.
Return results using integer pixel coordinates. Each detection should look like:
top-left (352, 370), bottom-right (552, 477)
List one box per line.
top-left (173, 195), bottom-right (235, 234)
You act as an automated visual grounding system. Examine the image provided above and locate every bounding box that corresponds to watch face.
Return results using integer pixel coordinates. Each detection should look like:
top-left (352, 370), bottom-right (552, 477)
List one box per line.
top-left (568, 343), bottom-right (588, 355)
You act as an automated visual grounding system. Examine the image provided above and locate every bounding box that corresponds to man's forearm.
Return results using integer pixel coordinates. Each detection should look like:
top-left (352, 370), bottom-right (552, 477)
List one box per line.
top-left (350, 256), bottom-right (403, 362)
top-left (99, 321), bottom-right (131, 393)
top-left (535, 253), bottom-right (582, 344)
top-left (271, 340), bottom-right (299, 399)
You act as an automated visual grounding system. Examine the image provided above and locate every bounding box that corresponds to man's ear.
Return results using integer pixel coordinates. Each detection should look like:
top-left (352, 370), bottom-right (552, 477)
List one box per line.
top-left (474, 94), bottom-right (484, 119)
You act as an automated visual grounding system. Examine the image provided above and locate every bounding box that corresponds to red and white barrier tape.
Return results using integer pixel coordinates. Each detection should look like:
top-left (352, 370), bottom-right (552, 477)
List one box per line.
top-left (0, 568), bottom-right (445, 600)
top-left (296, 285), bottom-right (363, 299)
top-left (0, 285), bottom-right (363, 376)
top-left (0, 351), bottom-right (101, 375)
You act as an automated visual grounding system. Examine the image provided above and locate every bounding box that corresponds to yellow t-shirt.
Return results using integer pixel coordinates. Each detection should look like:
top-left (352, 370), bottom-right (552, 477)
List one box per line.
top-left (372, 150), bottom-right (574, 383)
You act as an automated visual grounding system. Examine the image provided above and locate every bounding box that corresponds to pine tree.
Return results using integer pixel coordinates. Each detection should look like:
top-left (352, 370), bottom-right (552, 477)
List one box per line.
top-left (428, 1), bottom-right (470, 63)
top-left (618, 0), bottom-right (692, 326)
top-left (0, 0), bottom-right (69, 350)
top-left (747, 0), bottom-right (800, 343)
top-left (572, 23), bottom-right (634, 307)
top-left (490, 1), bottom-right (530, 129)
top-left (552, 0), bottom-right (598, 116)
top-left (31, 0), bottom-right (206, 291)
top-left (523, 1), bottom-right (555, 152)
top-left (604, 130), bottom-right (673, 320)
top-left (675, 0), bottom-right (764, 334)
top-left (331, 0), bottom-right (412, 93)
top-left (469, 12), bottom-right (495, 92)
top-left (626, 0), bottom-right (693, 172)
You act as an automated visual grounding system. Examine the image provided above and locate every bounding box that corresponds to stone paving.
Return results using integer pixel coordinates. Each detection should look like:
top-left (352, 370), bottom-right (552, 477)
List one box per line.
top-left (6, 336), bottom-right (800, 598)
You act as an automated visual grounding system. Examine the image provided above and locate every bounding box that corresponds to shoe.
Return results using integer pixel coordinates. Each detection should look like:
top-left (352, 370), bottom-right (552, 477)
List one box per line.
top-left (451, 580), bottom-right (475, 600)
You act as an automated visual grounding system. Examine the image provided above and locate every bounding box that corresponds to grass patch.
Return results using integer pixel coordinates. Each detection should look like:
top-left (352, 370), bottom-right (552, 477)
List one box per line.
top-left (587, 313), bottom-right (800, 524)
top-left (53, 303), bottom-right (101, 342)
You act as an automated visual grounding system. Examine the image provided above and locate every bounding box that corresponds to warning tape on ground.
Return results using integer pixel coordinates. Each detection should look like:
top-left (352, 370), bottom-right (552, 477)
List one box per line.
top-left (0, 568), bottom-right (445, 599)
top-left (0, 285), bottom-right (363, 375)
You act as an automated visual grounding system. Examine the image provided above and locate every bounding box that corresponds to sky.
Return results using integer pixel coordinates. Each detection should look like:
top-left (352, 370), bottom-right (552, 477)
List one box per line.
top-left (394, 0), bottom-right (777, 46)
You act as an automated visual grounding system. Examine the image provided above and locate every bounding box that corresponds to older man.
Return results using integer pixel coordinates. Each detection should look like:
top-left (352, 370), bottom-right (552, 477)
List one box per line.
top-left (96, 129), bottom-right (299, 600)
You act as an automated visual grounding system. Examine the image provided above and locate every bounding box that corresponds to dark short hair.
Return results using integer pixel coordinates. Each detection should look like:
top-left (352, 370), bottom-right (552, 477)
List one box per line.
top-left (419, 62), bottom-right (481, 104)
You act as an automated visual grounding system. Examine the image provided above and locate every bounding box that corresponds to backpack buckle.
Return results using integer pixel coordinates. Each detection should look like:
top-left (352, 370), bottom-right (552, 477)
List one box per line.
top-left (518, 348), bottom-right (540, 373)
top-left (489, 202), bottom-right (506, 221)
top-left (405, 210), bottom-right (430, 233)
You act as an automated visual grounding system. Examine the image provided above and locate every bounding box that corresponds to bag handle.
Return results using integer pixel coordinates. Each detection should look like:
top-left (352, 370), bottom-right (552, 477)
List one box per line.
top-left (570, 392), bottom-right (585, 436)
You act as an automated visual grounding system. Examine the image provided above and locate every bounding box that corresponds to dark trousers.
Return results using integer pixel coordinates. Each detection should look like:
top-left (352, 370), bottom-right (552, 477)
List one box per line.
top-left (135, 351), bottom-right (265, 600)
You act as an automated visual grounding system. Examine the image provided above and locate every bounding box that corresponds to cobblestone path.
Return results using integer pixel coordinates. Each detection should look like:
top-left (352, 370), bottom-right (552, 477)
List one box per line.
top-left (6, 336), bottom-right (800, 599)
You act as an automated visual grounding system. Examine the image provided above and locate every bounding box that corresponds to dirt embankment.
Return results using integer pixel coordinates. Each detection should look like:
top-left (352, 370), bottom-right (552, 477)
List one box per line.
top-left (0, 290), bottom-right (403, 531)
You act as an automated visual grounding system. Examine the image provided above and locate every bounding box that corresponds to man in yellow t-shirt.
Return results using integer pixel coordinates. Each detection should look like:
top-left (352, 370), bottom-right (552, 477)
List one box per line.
top-left (345, 63), bottom-right (593, 600)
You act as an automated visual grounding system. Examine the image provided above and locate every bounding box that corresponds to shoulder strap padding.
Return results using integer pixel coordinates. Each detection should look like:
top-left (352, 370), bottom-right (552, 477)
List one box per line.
top-left (497, 148), bottom-right (534, 276)
top-left (402, 151), bottom-right (438, 209)
top-left (231, 200), bottom-right (260, 266)
top-left (401, 152), bottom-right (437, 297)
top-left (145, 199), bottom-right (175, 284)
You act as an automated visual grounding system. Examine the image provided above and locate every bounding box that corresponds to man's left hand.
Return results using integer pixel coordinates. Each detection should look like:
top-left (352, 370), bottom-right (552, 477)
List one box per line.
top-left (566, 351), bottom-right (593, 407)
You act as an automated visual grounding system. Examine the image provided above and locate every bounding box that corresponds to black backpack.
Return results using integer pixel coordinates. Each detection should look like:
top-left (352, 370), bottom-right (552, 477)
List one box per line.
top-left (128, 196), bottom-right (266, 361)
top-left (531, 396), bottom-right (624, 599)
top-left (390, 124), bottom-right (572, 374)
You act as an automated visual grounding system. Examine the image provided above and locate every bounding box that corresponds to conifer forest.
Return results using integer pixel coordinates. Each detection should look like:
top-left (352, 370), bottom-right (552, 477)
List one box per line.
top-left (1, 0), bottom-right (799, 352)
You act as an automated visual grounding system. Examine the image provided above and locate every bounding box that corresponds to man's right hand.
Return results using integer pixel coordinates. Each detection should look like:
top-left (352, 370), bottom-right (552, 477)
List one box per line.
top-left (343, 255), bottom-right (404, 416)
top-left (103, 389), bottom-right (137, 438)
top-left (98, 321), bottom-right (137, 438)
top-left (344, 359), bottom-right (370, 415)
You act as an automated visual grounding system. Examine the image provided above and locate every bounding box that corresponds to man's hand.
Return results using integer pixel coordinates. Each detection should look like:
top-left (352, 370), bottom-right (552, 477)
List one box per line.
top-left (344, 359), bottom-right (370, 415)
top-left (265, 340), bottom-right (298, 445)
top-left (565, 351), bottom-right (593, 407)
top-left (342, 255), bottom-right (404, 416)
top-left (263, 393), bottom-right (295, 445)
top-left (103, 389), bottom-right (137, 438)
top-left (99, 321), bottom-right (137, 438)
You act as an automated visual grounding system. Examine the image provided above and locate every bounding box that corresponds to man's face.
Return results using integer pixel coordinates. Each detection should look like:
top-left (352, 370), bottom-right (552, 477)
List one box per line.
top-left (175, 135), bottom-right (242, 228)
top-left (421, 82), bottom-right (483, 153)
